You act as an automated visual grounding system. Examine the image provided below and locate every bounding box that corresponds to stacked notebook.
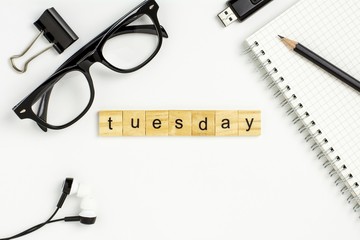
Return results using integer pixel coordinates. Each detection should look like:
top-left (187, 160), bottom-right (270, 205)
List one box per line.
top-left (246, 0), bottom-right (360, 211)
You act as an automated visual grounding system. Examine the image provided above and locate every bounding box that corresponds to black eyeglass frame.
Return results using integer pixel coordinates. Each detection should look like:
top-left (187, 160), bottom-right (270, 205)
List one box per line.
top-left (13, 0), bottom-right (168, 132)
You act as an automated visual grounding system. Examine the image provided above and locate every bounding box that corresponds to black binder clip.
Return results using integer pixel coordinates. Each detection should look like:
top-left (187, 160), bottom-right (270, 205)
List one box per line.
top-left (10, 7), bottom-right (79, 73)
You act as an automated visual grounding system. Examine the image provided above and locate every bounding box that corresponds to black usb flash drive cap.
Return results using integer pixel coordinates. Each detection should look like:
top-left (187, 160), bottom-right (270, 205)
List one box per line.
top-left (34, 7), bottom-right (79, 54)
top-left (218, 0), bottom-right (273, 27)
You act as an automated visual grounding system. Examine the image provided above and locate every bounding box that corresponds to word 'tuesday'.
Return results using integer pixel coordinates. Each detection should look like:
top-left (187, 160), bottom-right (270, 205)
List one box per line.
top-left (99, 110), bottom-right (261, 137)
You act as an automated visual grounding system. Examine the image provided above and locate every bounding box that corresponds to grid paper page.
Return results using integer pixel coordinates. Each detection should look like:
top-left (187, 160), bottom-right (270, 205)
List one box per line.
top-left (246, 0), bottom-right (360, 194)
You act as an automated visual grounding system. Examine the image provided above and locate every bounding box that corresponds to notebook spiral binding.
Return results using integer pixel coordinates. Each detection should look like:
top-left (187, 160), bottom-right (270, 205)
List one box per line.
top-left (246, 41), bottom-right (360, 214)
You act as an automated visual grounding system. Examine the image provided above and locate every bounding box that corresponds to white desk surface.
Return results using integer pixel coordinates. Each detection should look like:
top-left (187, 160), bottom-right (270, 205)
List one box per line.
top-left (1, 0), bottom-right (359, 239)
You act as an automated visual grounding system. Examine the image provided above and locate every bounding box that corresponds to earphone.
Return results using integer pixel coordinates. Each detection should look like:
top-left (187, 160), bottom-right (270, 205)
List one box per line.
top-left (57, 178), bottom-right (97, 224)
top-left (0, 178), bottom-right (96, 240)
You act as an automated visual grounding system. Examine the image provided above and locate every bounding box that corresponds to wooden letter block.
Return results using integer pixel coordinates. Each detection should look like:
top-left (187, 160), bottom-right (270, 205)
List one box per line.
top-left (192, 111), bottom-right (215, 136)
top-left (123, 111), bottom-right (146, 136)
top-left (168, 110), bottom-right (192, 136)
top-left (99, 111), bottom-right (122, 136)
top-left (146, 111), bottom-right (169, 136)
top-left (216, 111), bottom-right (239, 136)
top-left (239, 110), bottom-right (261, 136)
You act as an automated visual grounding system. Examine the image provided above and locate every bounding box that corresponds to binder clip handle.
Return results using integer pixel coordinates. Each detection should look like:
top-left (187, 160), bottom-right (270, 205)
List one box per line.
top-left (10, 7), bottom-right (78, 73)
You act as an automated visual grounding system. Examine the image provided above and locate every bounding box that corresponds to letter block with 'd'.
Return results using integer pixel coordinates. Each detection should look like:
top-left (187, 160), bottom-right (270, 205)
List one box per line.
top-left (192, 111), bottom-right (215, 136)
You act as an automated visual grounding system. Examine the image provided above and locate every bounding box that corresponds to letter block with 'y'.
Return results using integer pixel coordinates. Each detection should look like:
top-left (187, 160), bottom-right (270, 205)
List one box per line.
top-left (239, 110), bottom-right (261, 136)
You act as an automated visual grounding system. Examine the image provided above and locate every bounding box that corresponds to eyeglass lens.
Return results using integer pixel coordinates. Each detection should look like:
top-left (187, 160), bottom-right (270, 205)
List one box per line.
top-left (102, 14), bottom-right (160, 70)
top-left (32, 70), bottom-right (91, 126)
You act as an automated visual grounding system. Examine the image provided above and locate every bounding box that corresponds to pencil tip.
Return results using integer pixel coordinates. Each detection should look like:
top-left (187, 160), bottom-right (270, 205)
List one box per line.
top-left (278, 35), bottom-right (284, 39)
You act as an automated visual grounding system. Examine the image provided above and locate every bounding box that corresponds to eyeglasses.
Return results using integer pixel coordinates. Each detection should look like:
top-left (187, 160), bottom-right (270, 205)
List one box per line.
top-left (13, 0), bottom-right (168, 132)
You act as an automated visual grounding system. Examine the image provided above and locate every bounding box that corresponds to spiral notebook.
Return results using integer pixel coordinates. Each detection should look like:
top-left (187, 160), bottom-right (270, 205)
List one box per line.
top-left (246, 0), bottom-right (360, 211)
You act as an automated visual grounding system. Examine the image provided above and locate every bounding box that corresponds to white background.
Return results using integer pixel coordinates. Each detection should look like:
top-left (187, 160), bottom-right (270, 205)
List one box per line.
top-left (1, 0), bottom-right (360, 240)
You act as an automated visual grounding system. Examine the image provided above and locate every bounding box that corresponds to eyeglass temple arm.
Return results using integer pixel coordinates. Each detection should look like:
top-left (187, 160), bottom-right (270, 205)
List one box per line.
top-left (36, 25), bottom-right (168, 132)
top-left (110, 25), bottom-right (168, 38)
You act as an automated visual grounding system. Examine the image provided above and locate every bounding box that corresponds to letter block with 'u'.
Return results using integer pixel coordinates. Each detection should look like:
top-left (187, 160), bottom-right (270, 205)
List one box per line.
top-left (122, 110), bottom-right (146, 136)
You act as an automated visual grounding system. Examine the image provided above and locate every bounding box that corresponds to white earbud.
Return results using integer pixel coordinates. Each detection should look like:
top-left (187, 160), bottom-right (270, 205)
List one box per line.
top-left (76, 183), bottom-right (92, 198)
top-left (67, 179), bottom-right (92, 197)
top-left (68, 179), bottom-right (79, 195)
top-left (58, 178), bottom-right (97, 225)
top-left (58, 178), bottom-right (93, 207)
top-left (79, 197), bottom-right (97, 225)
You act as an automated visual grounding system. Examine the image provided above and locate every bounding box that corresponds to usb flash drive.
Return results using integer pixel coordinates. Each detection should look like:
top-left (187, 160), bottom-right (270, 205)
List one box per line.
top-left (218, 0), bottom-right (273, 27)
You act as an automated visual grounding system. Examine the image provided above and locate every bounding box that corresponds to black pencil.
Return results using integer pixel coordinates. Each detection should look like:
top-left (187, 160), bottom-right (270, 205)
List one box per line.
top-left (278, 35), bottom-right (360, 93)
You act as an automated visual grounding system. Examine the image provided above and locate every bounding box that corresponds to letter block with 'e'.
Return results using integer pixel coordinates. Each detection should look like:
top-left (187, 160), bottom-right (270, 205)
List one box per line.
top-left (146, 111), bottom-right (169, 136)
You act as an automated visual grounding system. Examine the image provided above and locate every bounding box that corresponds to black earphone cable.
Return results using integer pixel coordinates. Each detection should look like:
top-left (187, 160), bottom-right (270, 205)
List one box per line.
top-left (0, 208), bottom-right (60, 240)
top-left (7, 216), bottom-right (81, 240)
top-left (10, 217), bottom-right (66, 238)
